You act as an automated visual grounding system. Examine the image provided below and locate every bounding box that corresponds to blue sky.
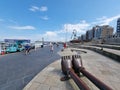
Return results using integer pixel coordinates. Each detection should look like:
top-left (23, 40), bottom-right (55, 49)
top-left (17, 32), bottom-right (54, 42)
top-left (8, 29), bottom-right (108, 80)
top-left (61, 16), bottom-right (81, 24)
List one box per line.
top-left (0, 0), bottom-right (120, 42)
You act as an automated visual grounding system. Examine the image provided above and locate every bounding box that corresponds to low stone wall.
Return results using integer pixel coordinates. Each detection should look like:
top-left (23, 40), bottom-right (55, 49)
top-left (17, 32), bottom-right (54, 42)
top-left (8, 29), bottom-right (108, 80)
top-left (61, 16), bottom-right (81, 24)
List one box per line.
top-left (93, 48), bottom-right (120, 62)
top-left (91, 44), bottom-right (120, 50)
top-left (105, 38), bottom-right (120, 45)
top-left (71, 45), bottom-right (120, 62)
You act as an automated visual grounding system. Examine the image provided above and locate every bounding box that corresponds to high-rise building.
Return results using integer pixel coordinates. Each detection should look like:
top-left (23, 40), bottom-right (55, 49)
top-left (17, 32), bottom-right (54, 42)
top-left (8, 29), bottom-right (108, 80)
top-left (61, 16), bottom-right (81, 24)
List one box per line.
top-left (94, 25), bottom-right (101, 39)
top-left (93, 25), bottom-right (113, 39)
top-left (101, 25), bottom-right (113, 39)
top-left (86, 29), bottom-right (94, 41)
top-left (116, 18), bottom-right (120, 36)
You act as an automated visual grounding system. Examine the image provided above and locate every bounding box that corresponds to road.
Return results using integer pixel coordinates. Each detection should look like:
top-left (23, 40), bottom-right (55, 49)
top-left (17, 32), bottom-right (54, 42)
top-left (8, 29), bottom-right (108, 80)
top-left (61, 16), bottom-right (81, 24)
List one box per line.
top-left (0, 45), bottom-right (62, 90)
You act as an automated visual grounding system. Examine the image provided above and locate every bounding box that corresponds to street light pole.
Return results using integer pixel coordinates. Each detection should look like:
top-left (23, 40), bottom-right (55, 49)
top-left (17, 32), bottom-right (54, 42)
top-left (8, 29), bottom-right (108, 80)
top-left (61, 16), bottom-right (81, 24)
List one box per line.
top-left (65, 28), bottom-right (68, 48)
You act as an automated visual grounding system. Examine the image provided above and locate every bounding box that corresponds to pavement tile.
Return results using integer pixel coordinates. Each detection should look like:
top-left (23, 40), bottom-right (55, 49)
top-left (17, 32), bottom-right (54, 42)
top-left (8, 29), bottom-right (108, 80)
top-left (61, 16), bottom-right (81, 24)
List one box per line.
top-left (28, 82), bottom-right (40, 90)
top-left (43, 75), bottom-right (62, 87)
top-left (49, 86), bottom-right (60, 90)
top-left (61, 80), bottom-right (76, 90)
top-left (111, 81), bottom-right (120, 90)
top-left (34, 75), bottom-right (47, 84)
top-left (36, 84), bottom-right (50, 90)
top-left (24, 48), bottom-right (120, 90)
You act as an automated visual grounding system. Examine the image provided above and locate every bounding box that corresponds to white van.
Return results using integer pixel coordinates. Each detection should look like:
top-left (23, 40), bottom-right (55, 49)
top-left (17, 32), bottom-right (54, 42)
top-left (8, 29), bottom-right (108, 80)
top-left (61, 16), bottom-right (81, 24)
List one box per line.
top-left (35, 41), bottom-right (43, 49)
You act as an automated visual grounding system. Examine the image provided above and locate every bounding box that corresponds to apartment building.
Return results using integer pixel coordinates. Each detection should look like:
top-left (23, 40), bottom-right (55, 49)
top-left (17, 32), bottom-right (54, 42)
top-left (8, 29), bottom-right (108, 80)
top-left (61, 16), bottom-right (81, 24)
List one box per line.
top-left (93, 25), bottom-right (113, 39)
top-left (101, 25), bottom-right (113, 39)
top-left (94, 25), bottom-right (101, 39)
top-left (77, 25), bottom-right (114, 42)
top-left (116, 18), bottom-right (120, 36)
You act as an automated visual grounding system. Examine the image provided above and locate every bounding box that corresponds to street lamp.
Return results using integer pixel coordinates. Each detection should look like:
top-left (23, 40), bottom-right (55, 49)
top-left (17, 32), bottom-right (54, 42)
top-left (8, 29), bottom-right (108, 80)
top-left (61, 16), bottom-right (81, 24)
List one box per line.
top-left (66, 28), bottom-right (67, 43)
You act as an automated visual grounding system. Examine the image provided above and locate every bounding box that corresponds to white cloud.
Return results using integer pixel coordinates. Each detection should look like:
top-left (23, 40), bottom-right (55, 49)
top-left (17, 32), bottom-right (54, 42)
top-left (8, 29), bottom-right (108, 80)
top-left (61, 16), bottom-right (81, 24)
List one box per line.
top-left (63, 21), bottom-right (90, 34)
top-left (42, 31), bottom-right (65, 41)
top-left (29, 6), bottom-right (48, 12)
top-left (40, 16), bottom-right (49, 20)
top-left (96, 16), bottom-right (107, 21)
top-left (18, 32), bottom-right (60, 41)
top-left (44, 31), bottom-right (57, 37)
top-left (29, 6), bottom-right (39, 12)
top-left (33, 21), bottom-right (90, 41)
top-left (94, 15), bottom-right (120, 26)
top-left (29, 6), bottom-right (48, 20)
top-left (28, 31), bottom-right (64, 41)
top-left (1, 14), bottom-right (120, 41)
top-left (38, 15), bottom-right (120, 41)
top-left (9, 25), bottom-right (36, 30)
top-left (53, 21), bottom-right (90, 35)
top-left (101, 15), bottom-right (120, 25)
top-left (40, 6), bottom-right (48, 12)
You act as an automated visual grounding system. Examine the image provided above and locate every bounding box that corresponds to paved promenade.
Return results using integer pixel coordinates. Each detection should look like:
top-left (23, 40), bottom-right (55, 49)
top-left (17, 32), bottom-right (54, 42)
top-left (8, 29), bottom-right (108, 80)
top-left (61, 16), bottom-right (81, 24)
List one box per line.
top-left (23, 48), bottom-right (120, 90)
top-left (23, 60), bottom-right (79, 90)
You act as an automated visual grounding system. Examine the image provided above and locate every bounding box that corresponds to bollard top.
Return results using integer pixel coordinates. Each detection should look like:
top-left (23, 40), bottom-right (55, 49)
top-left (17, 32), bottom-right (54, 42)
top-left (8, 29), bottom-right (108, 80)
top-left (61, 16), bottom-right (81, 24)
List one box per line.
top-left (58, 48), bottom-right (77, 56)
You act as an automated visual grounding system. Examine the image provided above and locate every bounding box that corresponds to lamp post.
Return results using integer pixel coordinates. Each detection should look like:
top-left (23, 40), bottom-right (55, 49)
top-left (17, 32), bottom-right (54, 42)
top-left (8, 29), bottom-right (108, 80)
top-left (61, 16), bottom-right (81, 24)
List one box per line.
top-left (64, 28), bottom-right (68, 48)
top-left (66, 28), bottom-right (67, 43)
top-left (41, 37), bottom-right (44, 48)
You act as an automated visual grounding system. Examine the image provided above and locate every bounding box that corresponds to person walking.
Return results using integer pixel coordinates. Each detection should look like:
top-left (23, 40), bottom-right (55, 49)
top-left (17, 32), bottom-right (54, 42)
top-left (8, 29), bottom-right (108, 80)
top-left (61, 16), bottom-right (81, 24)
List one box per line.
top-left (49, 42), bottom-right (54, 53)
top-left (24, 44), bottom-right (30, 55)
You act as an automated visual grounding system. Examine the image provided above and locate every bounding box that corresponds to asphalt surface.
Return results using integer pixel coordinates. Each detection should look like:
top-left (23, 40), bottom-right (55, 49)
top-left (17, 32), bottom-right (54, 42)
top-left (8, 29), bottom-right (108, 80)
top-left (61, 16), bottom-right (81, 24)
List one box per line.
top-left (0, 45), bottom-right (62, 90)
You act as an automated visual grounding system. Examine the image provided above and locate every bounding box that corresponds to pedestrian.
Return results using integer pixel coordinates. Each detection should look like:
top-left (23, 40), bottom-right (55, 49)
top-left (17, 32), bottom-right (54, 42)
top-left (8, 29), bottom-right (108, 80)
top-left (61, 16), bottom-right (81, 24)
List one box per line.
top-left (63, 43), bottom-right (66, 49)
top-left (34, 44), bottom-right (37, 51)
top-left (49, 42), bottom-right (54, 53)
top-left (24, 44), bottom-right (30, 55)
